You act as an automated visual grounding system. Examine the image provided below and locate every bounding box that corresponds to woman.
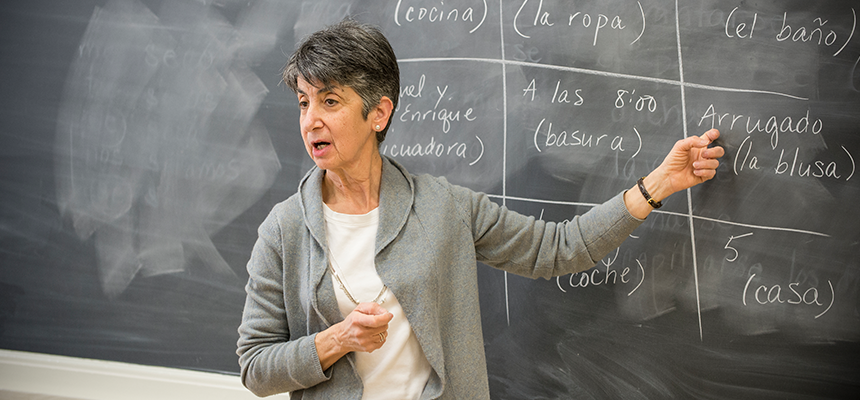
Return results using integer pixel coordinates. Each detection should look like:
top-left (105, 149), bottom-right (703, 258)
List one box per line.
top-left (236, 19), bottom-right (724, 399)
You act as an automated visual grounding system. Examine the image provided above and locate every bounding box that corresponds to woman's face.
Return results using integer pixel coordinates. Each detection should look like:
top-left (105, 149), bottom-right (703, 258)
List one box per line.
top-left (296, 77), bottom-right (380, 173)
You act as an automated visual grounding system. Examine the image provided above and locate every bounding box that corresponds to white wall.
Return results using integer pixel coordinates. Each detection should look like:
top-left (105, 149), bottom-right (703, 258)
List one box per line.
top-left (0, 349), bottom-right (290, 400)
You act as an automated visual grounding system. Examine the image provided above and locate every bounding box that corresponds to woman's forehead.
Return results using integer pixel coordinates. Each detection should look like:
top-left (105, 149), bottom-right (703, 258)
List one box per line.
top-left (297, 76), bottom-right (343, 95)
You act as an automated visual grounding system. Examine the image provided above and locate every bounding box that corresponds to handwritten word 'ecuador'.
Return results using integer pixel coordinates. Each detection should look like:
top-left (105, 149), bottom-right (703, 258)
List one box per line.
top-left (380, 135), bottom-right (484, 166)
top-left (394, 0), bottom-right (487, 34)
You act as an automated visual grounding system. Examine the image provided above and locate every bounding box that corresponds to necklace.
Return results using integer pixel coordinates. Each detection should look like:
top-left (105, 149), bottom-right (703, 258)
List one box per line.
top-left (328, 251), bottom-right (388, 305)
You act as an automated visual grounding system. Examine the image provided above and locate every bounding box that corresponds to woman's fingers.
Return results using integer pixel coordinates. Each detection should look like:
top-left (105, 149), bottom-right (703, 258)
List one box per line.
top-left (340, 303), bottom-right (393, 352)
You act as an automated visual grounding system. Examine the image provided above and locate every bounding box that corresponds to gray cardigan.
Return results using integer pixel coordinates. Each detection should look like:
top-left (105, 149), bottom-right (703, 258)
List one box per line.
top-left (237, 156), bottom-right (643, 399)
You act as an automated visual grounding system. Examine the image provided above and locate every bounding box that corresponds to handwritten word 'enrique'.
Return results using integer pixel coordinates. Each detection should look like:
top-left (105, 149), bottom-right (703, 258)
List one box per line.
top-left (698, 104), bottom-right (822, 150)
top-left (725, 7), bottom-right (856, 57)
top-left (394, 0), bottom-right (487, 34)
top-left (533, 118), bottom-right (642, 158)
top-left (397, 81), bottom-right (477, 133)
top-left (380, 135), bottom-right (484, 166)
top-left (743, 273), bottom-right (834, 319)
top-left (514, 0), bottom-right (645, 46)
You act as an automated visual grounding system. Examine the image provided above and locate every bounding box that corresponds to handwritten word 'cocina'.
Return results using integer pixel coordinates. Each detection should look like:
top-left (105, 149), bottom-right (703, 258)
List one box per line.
top-left (393, 0), bottom-right (487, 34)
top-left (513, 0), bottom-right (645, 46)
top-left (698, 104), bottom-right (822, 150)
top-left (743, 273), bottom-right (834, 319)
top-left (724, 6), bottom-right (856, 57)
top-left (380, 135), bottom-right (484, 166)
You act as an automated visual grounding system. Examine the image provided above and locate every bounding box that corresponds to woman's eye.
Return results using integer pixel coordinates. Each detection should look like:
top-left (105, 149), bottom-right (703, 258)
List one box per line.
top-left (298, 100), bottom-right (308, 109)
top-left (325, 98), bottom-right (338, 106)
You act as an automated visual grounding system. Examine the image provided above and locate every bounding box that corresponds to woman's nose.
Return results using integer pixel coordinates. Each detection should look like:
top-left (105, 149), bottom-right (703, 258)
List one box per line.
top-left (301, 102), bottom-right (323, 132)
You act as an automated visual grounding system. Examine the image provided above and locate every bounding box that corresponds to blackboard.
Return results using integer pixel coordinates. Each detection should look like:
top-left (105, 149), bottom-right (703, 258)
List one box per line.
top-left (1, 0), bottom-right (858, 398)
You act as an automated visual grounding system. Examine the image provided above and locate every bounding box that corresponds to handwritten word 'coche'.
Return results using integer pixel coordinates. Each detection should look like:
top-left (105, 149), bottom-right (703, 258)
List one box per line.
top-left (557, 253), bottom-right (645, 297)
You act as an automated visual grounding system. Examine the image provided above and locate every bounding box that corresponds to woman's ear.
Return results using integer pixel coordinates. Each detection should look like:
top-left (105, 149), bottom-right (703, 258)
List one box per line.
top-left (373, 96), bottom-right (394, 130)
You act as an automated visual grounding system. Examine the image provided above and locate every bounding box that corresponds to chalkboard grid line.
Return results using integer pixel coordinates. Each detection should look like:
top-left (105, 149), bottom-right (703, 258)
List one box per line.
top-left (398, 58), bottom-right (809, 101)
top-left (491, 194), bottom-right (831, 238)
top-left (497, 0), bottom-right (511, 328)
top-left (673, 0), bottom-right (705, 341)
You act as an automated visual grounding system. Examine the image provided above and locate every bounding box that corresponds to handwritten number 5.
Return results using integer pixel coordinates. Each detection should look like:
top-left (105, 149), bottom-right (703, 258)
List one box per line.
top-left (725, 232), bottom-right (754, 262)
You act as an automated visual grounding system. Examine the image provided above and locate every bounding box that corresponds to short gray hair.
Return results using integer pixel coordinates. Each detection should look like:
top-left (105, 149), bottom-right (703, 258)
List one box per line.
top-left (284, 19), bottom-right (399, 143)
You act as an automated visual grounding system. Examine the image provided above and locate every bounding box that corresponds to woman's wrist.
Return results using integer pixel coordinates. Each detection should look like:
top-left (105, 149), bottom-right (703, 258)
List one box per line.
top-left (314, 323), bottom-right (348, 371)
top-left (624, 173), bottom-right (674, 219)
top-left (640, 173), bottom-right (673, 204)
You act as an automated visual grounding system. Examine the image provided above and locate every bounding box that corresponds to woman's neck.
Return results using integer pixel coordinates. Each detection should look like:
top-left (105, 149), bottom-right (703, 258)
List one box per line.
top-left (322, 153), bottom-right (383, 214)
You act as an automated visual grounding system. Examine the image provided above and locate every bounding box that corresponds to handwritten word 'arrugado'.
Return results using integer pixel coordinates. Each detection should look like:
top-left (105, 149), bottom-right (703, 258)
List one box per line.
top-left (698, 104), bottom-right (822, 150)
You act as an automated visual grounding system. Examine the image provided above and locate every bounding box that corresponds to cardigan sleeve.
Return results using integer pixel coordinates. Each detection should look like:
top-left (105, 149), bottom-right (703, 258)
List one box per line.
top-left (236, 204), bottom-right (331, 397)
top-left (445, 180), bottom-right (644, 279)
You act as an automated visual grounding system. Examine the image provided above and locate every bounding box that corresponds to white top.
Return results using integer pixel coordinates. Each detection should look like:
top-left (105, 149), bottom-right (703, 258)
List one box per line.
top-left (323, 204), bottom-right (432, 400)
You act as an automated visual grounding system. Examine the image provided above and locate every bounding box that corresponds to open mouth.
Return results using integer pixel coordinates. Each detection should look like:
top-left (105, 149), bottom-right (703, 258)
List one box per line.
top-left (313, 141), bottom-right (330, 150)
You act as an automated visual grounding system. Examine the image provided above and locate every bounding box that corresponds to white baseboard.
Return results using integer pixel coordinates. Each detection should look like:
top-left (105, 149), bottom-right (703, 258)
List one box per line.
top-left (0, 349), bottom-right (290, 400)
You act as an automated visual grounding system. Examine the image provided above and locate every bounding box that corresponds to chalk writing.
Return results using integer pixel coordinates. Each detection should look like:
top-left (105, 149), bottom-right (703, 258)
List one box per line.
top-left (724, 232), bottom-right (754, 262)
top-left (394, 0), bottom-right (488, 34)
top-left (743, 273), bottom-right (835, 319)
top-left (380, 134), bottom-right (485, 166)
top-left (513, 0), bottom-right (645, 45)
top-left (731, 136), bottom-right (856, 181)
top-left (698, 104), bottom-right (822, 149)
top-left (532, 118), bottom-right (640, 157)
top-left (556, 249), bottom-right (645, 297)
top-left (774, 147), bottom-right (851, 180)
top-left (521, 78), bottom-right (584, 104)
top-left (724, 6), bottom-right (857, 56)
top-left (397, 79), bottom-right (477, 133)
top-left (615, 89), bottom-right (657, 112)
top-left (724, 7), bottom-right (758, 39)
top-left (776, 9), bottom-right (857, 57)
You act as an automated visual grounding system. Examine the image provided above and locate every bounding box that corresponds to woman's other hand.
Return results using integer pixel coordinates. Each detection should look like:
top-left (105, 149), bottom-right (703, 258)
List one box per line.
top-left (314, 302), bottom-right (394, 370)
